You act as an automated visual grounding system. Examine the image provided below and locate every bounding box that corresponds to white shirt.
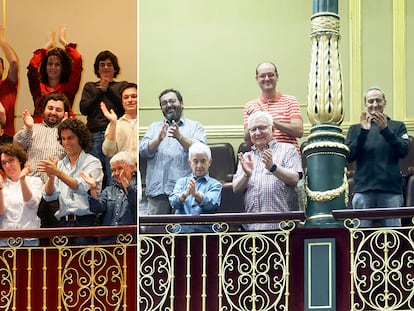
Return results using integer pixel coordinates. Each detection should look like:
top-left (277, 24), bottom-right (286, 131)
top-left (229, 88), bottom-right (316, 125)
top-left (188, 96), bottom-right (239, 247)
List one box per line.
top-left (0, 175), bottom-right (43, 230)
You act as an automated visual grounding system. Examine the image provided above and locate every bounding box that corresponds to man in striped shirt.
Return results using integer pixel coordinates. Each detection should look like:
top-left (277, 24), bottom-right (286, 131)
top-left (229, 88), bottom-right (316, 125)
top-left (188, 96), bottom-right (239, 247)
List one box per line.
top-left (243, 62), bottom-right (303, 154)
top-left (14, 92), bottom-right (69, 233)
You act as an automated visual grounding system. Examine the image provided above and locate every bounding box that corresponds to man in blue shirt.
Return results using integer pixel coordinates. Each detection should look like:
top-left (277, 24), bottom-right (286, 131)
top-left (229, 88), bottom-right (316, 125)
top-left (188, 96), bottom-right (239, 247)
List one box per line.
top-left (139, 89), bottom-right (207, 215)
top-left (169, 142), bottom-right (222, 233)
top-left (81, 151), bottom-right (137, 244)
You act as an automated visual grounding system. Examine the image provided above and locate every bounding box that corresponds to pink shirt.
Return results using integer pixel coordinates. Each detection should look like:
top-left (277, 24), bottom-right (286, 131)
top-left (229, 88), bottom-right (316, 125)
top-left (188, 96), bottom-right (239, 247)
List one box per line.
top-left (243, 92), bottom-right (302, 154)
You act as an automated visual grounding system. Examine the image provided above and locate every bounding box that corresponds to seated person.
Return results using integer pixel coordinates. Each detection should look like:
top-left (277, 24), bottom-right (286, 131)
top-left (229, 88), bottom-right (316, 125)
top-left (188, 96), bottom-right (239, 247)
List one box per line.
top-left (232, 111), bottom-right (303, 231)
top-left (81, 151), bottom-right (137, 244)
top-left (169, 142), bottom-right (222, 233)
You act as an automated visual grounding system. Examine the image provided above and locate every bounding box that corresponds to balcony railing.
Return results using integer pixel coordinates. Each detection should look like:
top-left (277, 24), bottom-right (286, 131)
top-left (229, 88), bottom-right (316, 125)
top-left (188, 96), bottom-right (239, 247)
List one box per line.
top-left (139, 209), bottom-right (414, 311)
top-left (0, 225), bottom-right (137, 311)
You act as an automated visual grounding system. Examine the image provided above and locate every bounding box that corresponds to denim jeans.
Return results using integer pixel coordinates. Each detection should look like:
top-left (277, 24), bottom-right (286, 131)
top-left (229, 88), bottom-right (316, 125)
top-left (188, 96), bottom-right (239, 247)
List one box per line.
top-left (352, 191), bottom-right (403, 227)
top-left (90, 131), bottom-right (112, 187)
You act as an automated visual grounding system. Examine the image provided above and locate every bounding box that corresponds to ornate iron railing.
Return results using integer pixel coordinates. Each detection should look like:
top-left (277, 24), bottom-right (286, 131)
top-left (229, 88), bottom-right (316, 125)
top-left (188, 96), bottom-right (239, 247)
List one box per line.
top-left (0, 225), bottom-right (137, 311)
top-left (140, 209), bottom-right (414, 311)
top-left (334, 208), bottom-right (414, 311)
top-left (139, 212), bottom-right (305, 311)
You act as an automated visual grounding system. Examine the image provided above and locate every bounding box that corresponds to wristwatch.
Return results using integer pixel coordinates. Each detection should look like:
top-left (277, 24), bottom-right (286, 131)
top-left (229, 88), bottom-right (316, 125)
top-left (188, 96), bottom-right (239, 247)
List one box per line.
top-left (269, 164), bottom-right (277, 173)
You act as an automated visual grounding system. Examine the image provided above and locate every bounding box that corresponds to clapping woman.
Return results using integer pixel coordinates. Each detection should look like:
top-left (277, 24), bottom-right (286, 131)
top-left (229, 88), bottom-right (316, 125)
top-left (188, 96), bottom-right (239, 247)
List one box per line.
top-left (0, 144), bottom-right (43, 246)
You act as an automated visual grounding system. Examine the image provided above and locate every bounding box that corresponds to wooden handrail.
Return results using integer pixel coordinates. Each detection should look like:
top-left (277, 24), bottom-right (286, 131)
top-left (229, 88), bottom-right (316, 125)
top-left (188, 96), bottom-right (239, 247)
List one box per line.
top-left (139, 211), bottom-right (306, 225)
top-left (332, 207), bottom-right (414, 220)
top-left (0, 225), bottom-right (137, 238)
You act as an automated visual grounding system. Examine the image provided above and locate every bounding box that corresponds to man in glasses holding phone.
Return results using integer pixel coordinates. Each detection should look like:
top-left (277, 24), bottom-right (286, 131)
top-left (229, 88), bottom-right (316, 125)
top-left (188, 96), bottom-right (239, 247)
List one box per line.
top-left (139, 88), bottom-right (207, 215)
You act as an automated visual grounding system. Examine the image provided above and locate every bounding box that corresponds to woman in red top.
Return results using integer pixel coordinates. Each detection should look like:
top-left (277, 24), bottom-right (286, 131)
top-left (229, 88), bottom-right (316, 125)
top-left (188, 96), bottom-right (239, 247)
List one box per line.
top-left (27, 25), bottom-right (83, 123)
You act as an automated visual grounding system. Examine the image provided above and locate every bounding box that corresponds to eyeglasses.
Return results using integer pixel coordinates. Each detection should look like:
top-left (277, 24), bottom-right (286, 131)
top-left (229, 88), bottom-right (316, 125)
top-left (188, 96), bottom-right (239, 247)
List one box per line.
top-left (248, 125), bottom-right (271, 133)
top-left (258, 73), bottom-right (276, 79)
top-left (160, 99), bottom-right (177, 106)
top-left (1, 158), bottom-right (17, 166)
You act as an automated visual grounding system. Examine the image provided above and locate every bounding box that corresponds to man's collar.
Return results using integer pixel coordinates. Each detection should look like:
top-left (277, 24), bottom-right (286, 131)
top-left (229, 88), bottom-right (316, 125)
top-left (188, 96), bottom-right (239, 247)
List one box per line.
top-left (260, 92), bottom-right (282, 103)
top-left (43, 120), bottom-right (60, 128)
top-left (191, 173), bottom-right (209, 182)
top-left (251, 139), bottom-right (277, 151)
top-left (165, 117), bottom-right (184, 126)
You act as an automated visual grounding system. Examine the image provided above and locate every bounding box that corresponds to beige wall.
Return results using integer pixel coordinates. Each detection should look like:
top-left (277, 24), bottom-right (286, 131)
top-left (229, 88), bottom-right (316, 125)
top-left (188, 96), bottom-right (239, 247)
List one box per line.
top-left (139, 0), bottom-right (320, 150)
top-left (139, 0), bottom-right (414, 152)
top-left (1, 0), bottom-right (137, 130)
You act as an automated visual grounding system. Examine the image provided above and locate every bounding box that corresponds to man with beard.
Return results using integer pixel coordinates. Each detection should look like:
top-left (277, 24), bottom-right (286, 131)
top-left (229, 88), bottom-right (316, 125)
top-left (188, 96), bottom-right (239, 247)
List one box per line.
top-left (139, 88), bottom-right (207, 215)
top-left (14, 92), bottom-right (68, 235)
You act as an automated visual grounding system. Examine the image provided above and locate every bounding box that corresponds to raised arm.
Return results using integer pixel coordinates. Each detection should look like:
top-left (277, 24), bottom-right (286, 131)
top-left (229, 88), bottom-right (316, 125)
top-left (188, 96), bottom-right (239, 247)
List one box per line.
top-left (62, 31), bottom-right (82, 98)
top-left (0, 102), bottom-right (5, 128)
top-left (101, 102), bottom-right (118, 157)
top-left (0, 25), bottom-right (19, 84)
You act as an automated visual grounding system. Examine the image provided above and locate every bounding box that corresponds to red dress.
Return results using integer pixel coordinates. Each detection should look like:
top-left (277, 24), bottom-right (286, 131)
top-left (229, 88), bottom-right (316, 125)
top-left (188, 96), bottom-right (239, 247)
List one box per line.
top-left (0, 77), bottom-right (18, 137)
top-left (27, 43), bottom-right (83, 123)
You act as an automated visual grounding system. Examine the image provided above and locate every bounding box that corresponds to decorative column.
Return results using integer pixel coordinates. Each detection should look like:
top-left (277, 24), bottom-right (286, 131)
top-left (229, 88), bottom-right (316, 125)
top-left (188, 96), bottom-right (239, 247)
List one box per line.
top-left (304, 0), bottom-right (349, 227)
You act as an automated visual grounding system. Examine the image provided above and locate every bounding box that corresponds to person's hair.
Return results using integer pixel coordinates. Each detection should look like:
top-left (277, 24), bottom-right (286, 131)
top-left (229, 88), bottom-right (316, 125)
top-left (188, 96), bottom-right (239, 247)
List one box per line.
top-left (39, 48), bottom-right (73, 84)
top-left (188, 142), bottom-right (211, 160)
top-left (94, 50), bottom-right (120, 78)
top-left (110, 151), bottom-right (136, 166)
top-left (121, 82), bottom-right (138, 97)
top-left (364, 86), bottom-right (386, 102)
top-left (41, 92), bottom-right (71, 113)
top-left (57, 119), bottom-right (91, 151)
top-left (247, 111), bottom-right (273, 128)
top-left (255, 62), bottom-right (278, 76)
top-left (0, 57), bottom-right (4, 68)
top-left (0, 143), bottom-right (27, 170)
top-left (158, 88), bottom-right (183, 105)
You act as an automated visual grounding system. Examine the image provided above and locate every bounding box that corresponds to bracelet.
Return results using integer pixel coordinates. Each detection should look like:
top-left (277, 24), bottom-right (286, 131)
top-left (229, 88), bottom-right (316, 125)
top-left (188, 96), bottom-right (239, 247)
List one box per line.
top-left (243, 173), bottom-right (251, 178)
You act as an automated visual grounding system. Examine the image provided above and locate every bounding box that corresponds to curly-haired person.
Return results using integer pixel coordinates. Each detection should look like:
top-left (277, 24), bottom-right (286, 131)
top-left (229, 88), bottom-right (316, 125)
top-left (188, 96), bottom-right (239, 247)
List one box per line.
top-left (38, 119), bottom-right (103, 245)
top-left (27, 25), bottom-right (82, 123)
